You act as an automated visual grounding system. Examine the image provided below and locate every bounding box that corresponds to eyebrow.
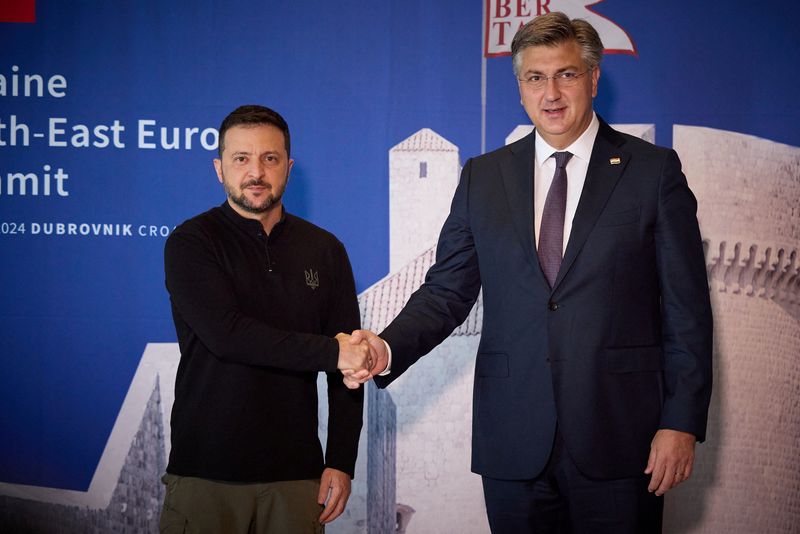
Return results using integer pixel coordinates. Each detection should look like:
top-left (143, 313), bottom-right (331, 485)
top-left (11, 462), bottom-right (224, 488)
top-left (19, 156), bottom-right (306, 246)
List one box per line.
top-left (230, 150), bottom-right (281, 157)
top-left (524, 65), bottom-right (580, 75)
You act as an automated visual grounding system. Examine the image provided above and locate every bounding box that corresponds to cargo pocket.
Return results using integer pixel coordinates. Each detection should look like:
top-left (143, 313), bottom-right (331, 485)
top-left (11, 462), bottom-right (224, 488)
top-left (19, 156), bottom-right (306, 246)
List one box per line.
top-left (159, 508), bottom-right (190, 534)
top-left (159, 474), bottom-right (191, 534)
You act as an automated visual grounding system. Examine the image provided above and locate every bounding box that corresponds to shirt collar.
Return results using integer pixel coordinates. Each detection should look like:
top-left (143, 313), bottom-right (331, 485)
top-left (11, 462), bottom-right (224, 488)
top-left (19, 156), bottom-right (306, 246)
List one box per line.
top-left (534, 112), bottom-right (599, 166)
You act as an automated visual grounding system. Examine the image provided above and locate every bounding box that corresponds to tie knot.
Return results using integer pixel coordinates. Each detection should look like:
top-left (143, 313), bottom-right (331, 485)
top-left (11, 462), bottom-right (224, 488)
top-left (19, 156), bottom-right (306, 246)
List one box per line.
top-left (553, 151), bottom-right (573, 169)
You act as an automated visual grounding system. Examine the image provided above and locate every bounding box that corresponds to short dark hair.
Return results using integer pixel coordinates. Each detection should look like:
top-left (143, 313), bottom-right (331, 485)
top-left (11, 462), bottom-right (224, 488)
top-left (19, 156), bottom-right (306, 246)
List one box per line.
top-left (511, 12), bottom-right (603, 76)
top-left (217, 105), bottom-right (291, 158)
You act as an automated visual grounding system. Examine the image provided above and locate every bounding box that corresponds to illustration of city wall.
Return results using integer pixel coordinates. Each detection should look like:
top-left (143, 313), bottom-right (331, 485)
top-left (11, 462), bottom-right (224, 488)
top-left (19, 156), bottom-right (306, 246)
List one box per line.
top-left (0, 344), bottom-right (175, 533)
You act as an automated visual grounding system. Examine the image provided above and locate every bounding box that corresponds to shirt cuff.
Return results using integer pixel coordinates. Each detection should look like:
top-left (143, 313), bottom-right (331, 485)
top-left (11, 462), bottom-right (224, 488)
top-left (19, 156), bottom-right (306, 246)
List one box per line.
top-left (378, 339), bottom-right (392, 376)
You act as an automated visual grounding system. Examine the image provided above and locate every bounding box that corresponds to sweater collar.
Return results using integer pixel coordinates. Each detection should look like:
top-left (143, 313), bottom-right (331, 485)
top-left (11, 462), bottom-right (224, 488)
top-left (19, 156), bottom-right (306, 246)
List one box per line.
top-left (220, 201), bottom-right (288, 238)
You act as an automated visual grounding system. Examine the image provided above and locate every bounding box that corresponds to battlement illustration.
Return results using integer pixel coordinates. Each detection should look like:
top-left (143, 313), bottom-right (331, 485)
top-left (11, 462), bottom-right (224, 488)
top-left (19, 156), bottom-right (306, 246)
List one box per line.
top-left (705, 240), bottom-right (799, 314)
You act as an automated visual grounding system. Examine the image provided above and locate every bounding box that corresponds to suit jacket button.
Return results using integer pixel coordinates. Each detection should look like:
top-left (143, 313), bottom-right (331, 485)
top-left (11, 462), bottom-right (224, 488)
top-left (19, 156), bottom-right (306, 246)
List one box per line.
top-left (548, 301), bottom-right (559, 311)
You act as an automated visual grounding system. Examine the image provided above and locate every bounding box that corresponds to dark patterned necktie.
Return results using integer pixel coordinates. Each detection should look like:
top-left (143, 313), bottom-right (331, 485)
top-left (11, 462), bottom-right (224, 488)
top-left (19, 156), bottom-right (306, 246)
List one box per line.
top-left (538, 151), bottom-right (573, 288)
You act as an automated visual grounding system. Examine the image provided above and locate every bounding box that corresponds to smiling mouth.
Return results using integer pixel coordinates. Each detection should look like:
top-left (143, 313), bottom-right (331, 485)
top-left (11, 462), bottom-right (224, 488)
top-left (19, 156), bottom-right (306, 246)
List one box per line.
top-left (543, 107), bottom-right (566, 115)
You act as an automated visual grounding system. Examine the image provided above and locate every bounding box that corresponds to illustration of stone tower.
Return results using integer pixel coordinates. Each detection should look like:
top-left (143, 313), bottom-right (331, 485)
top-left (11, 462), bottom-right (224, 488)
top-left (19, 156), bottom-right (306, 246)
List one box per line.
top-left (389, 128), bottom-right (460, 272)
top-left (664, 126), bottom-right (800, 533)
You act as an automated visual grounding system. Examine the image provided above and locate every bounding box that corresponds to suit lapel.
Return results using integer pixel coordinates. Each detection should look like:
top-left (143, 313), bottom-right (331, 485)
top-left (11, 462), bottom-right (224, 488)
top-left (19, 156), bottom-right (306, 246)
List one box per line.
top-left (553, 120), bottom-right (629, 291)
top-left (499, 132), bottom-right (547, 282)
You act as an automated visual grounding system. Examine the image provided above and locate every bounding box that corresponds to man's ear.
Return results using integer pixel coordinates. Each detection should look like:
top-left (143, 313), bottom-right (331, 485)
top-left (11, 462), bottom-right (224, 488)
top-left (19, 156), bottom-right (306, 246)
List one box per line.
top-left (287, 158), bottom-right (294, 180)
top-left (213, 159), bottom-right (223, 183)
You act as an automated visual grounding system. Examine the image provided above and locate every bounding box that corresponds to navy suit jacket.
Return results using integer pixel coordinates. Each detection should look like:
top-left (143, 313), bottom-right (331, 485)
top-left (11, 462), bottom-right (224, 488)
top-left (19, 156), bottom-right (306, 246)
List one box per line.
top-left (374, 119), bottom-right (713, 481)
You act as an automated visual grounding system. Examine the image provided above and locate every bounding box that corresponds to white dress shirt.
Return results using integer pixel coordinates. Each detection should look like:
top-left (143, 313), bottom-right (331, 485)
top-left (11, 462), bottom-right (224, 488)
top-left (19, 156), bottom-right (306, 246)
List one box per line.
top-left (534, 113), bottom-right (600, 254)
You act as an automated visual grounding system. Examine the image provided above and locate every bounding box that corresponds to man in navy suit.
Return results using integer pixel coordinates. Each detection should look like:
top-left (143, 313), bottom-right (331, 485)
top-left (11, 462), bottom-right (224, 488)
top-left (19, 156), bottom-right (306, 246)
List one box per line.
top-left (344, 12), bottom-right (712, 533)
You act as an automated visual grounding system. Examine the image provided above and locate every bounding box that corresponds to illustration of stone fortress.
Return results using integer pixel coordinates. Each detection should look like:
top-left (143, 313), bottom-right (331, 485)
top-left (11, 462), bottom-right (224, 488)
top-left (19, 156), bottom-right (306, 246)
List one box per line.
top-left (1, 126), bottom-right (797, 534)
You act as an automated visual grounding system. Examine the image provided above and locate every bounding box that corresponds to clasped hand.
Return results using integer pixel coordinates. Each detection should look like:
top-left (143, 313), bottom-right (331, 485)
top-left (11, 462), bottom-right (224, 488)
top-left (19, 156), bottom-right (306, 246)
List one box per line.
top-left (335, 330), bottom-right (388, 389)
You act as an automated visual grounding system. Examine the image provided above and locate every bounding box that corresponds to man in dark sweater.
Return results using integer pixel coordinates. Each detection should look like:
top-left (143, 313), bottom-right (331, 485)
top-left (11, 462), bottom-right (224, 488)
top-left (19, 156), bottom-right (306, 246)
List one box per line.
top-left (160, 105), bottom-right (369, 533)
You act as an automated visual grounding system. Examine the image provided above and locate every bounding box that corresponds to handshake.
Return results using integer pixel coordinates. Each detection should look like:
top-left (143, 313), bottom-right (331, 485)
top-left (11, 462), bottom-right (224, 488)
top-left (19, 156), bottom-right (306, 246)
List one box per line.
top-left (335, 330), bottom-right (388, 390)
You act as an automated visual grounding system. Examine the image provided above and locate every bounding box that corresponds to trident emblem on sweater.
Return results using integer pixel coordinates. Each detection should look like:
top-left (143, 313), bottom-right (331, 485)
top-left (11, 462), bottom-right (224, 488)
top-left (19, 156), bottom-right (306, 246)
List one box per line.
top-left (304, 269), bottom-right (319, 290)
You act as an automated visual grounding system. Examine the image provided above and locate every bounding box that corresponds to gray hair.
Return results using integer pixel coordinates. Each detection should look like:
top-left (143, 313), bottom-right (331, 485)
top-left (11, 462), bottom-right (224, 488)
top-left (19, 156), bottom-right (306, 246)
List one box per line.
top-left (511, 12), bottom-right (604, 76)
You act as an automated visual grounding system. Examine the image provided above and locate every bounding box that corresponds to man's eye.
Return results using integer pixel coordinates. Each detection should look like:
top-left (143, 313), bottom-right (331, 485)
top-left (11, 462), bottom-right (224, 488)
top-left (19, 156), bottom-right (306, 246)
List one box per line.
top-left (234, 156), bottom-right (246, 163)
top-left (560, 72), bottom-right (577, 80)
top-left (528, 75), bottom-right (544, 82)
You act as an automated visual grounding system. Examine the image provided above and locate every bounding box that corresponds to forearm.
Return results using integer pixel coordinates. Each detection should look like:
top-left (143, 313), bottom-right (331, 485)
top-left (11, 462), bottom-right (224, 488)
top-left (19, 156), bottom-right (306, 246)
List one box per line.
top-left (655, 149), bottom-right (714, 439)
top-left (378, 162), bottom-right (482, 381)
top-left (171, 303), bottom-right (340, 372)
top-left (325, 370), bottom-right (364, 476)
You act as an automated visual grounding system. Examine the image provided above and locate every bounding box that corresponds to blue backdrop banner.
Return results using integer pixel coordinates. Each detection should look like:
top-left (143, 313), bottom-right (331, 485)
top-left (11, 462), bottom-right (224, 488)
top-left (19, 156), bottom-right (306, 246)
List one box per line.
top-left (1, 1), bottom-right (799, 532)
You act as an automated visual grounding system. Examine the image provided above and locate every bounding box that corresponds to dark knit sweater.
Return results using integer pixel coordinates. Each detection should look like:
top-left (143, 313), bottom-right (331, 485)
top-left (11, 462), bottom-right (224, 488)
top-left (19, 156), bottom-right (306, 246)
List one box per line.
top-left (164, 201), bottom-right (363, 482)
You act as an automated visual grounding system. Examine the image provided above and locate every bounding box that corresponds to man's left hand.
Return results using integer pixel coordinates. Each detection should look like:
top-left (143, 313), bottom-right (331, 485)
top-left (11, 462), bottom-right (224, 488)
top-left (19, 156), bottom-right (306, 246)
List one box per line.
top-left (644, 429), bottom-right (697, 496)
top-left (317, 467), bottom-right (351, 524)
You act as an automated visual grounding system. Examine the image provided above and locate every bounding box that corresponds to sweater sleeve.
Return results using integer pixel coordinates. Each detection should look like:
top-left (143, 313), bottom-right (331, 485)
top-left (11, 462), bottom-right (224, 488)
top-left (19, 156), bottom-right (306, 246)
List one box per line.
top-left (164, 226), bottom-right (340, 373)
top-left (322, 240), bottom-right (364, 476)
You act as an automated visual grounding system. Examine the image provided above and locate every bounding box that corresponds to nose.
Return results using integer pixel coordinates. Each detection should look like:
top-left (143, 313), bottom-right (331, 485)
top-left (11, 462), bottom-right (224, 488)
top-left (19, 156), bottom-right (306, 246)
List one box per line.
top-left (247, 159), bottom-right (266, 177)
top-left (543, 76), bottom-right (561, 101)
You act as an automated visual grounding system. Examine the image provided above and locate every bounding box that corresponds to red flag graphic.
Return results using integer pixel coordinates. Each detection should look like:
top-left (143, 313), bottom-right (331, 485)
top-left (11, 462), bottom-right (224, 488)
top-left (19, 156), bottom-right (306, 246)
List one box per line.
top-left (0, 0), bottom-right (36, 23)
